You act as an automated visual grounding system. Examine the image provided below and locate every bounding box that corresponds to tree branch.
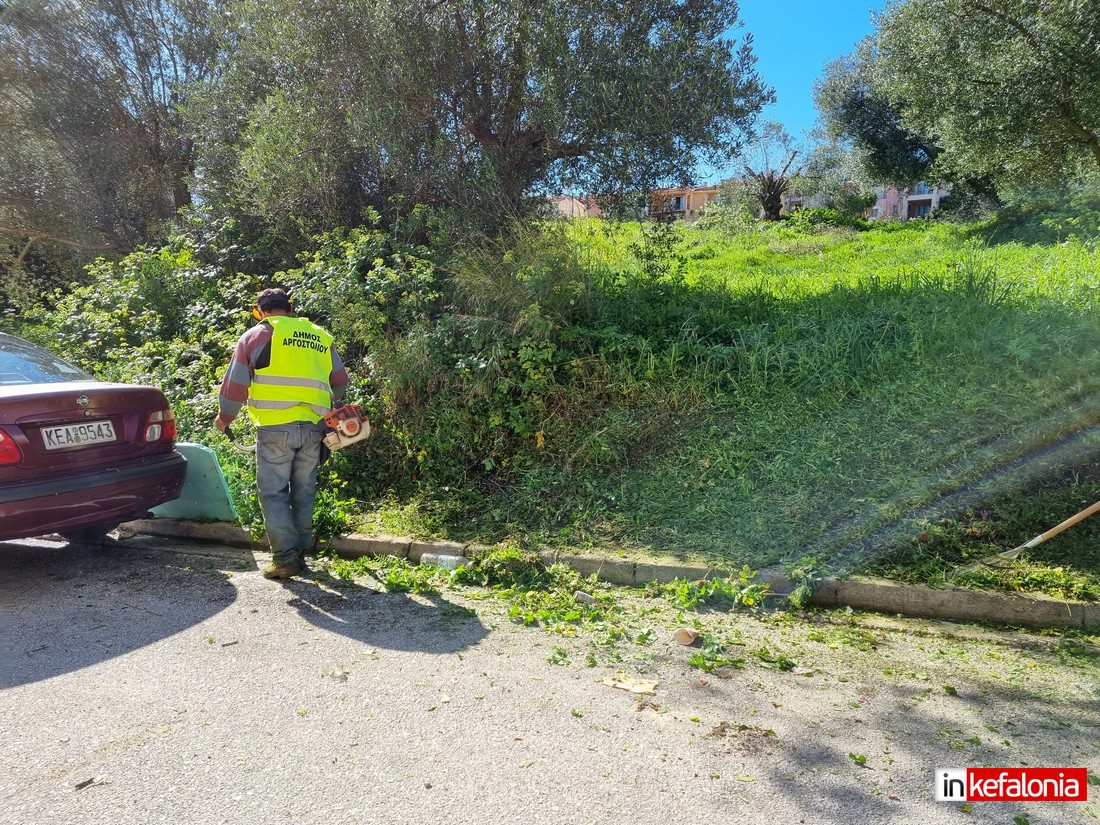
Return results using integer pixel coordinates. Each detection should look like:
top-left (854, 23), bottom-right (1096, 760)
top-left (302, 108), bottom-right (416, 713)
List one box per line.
top-left (0, 222), bottom-right (119, 265)
top-left (967, 2), bottom-right (1075, 65)
top-left (1057, 103), bottom-right (1100, 168)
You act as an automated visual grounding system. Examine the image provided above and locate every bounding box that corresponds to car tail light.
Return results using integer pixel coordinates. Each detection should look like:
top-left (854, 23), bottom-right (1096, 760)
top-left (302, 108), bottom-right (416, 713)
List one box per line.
top-left (0, 427), bottom-right (23, 465)
top-left (143, 409), bottom-right (177, 443)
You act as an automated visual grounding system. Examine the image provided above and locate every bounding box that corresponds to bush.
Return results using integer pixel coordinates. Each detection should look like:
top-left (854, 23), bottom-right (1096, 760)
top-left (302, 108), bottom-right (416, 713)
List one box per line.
top-left (782, 207), bottom-right (870, 233)
top-left (20, 240), bottom-right (254, 438)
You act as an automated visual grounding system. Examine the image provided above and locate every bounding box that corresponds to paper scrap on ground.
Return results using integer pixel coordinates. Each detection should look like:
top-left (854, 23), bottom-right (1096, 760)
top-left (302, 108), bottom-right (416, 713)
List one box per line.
top-left (597, 673), bottom-right (658, 695)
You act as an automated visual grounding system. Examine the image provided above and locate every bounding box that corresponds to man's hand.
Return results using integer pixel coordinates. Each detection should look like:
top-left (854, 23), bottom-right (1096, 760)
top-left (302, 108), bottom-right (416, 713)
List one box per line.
top-left (215, 413), bottom-right (235, 433)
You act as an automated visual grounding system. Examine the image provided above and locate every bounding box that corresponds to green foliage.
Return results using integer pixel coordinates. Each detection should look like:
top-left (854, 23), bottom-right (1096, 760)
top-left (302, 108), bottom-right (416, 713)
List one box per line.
top-left (814, 49), bottom-right (940, 187)
top-left (754, 644), bottom-right (796, 671)
top-left (326, 554), bottom-right (445, 594)
top-left (861, 463), bottom-right (1100, 601)
top-left (190, 0), bottom-right (773, 231)
top-left (20, 241), bottom-right (253, 437)
top-left (277, 212), bottom-right (443, 366)
top-left (982, 191), bottom-right (1100, 247)
top-left (0, 0), bottom-right (219, 256)
top-left (869, 0), bottom-right (1100, 189)
top-left (312, 471), bottom-right (357, 543)
top-left (782, 207), bottom-right (870, 233)
top-left (687, 633), bottom-right (746, 672)
top-left (453, 545), bottom-right (615, 630)
top-left (658, 566), bottom-right (771, 611)
top-left (15, 200), bottom-right (1100, 608)
top-left (452, 545), bottom-right (554, 589)
top-left (739, 121), bottom-right (803, 221)
top-left (695, 197), bottom-right (758, 236)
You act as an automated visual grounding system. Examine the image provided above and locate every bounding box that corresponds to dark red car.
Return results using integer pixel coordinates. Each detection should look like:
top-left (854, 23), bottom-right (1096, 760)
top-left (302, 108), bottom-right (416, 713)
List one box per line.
top-left (0, 333), bottom-right (186, 542)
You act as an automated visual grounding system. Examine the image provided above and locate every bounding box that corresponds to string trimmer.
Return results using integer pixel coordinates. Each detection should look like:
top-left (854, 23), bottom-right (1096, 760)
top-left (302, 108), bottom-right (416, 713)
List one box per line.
top-left (221, 403), bottom-right (370, 454)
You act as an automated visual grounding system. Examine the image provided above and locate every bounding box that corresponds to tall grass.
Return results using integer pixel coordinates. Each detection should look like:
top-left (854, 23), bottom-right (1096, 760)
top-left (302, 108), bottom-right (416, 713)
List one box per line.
top-left (380, 216), bottom-right (1100, 584)
top-left (16, 205), bottom-right (1098, 586)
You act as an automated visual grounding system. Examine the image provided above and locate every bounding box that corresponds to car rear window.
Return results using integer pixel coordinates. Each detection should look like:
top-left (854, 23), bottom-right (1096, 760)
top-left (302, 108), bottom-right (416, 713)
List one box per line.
top-left (0, 336), bottom-right (93, 385)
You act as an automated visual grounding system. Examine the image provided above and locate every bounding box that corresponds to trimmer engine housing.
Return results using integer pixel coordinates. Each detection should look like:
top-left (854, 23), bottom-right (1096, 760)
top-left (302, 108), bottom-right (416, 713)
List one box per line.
top-left (323, 404), bottom-right (370, 451)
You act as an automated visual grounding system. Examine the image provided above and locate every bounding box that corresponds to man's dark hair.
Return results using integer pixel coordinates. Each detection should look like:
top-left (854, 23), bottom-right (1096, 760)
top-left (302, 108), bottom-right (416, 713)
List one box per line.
top-left (256, 288), bottom-right (293, 312)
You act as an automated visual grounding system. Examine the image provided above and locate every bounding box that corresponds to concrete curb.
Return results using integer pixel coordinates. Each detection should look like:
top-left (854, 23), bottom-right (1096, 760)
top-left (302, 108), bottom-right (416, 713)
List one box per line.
top-left (809, 577), bottom-right (1100, 631)
top-left (124, 519), bottom-right (1099, 631)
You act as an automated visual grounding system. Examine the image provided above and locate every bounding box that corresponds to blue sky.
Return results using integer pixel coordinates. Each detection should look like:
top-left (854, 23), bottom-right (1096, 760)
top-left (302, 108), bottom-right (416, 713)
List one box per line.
top-left (730, 1), bottom-right (888, 137)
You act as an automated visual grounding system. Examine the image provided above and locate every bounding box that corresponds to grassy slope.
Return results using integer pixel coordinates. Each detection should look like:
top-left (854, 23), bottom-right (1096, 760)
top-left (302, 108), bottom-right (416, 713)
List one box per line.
top-left (367, 217), bottom-right (1100, 597)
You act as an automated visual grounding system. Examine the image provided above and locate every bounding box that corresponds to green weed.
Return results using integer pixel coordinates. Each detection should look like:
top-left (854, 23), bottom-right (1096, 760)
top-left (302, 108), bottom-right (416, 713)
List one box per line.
top-left (686, 633), bottom-right (746, 673)
top-left (657, 566), bottom-right (771, 611)
top-left (325, 554), bottom-right (444, 594)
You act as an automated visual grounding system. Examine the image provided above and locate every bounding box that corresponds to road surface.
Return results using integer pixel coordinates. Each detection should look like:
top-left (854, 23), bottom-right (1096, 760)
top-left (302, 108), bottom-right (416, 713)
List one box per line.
top-left (1, 534), bottom-right (1097, 824)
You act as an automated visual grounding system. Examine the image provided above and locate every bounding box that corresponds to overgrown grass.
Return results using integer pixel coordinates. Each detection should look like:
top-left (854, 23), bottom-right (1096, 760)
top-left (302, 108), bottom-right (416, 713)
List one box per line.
top-left (858, 463), bottom-right (1100, 601)
top-left (11, 203), bottom-right (1100, 601)
top-left (366, 215), bottom-right (1100, 600)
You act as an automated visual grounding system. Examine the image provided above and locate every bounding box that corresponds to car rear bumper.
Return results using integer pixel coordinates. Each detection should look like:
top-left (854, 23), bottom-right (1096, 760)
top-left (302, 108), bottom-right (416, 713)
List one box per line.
top-left (0, 450), bottom-right (187, 540)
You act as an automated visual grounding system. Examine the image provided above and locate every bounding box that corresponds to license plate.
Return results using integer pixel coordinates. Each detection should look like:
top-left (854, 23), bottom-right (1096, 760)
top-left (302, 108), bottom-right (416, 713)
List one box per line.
top-left (41, 420), bottom-right (117, 450)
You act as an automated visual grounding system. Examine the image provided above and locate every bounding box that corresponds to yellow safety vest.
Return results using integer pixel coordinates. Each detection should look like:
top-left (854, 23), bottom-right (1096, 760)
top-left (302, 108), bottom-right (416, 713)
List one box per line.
top-left (247, 316), bottom-right (335, 426)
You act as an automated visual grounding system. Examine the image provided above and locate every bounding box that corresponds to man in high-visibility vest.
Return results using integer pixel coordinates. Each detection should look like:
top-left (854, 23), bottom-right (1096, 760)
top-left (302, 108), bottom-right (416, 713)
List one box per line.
top-left (215, 288), bottom-right (349, 579)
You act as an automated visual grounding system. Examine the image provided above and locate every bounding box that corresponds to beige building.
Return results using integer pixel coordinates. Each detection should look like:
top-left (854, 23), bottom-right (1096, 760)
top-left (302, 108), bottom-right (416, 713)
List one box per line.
top-left (649, 185), bottom-right (719, 220)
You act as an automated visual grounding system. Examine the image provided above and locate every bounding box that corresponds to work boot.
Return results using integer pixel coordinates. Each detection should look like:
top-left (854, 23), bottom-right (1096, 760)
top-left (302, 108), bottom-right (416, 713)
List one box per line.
top-left (261, 560), bottom-right (302, 580)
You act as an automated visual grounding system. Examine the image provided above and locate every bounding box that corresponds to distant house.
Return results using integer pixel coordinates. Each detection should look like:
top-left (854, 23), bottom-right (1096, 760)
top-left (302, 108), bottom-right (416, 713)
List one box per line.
top-left (869, 182), bottom-right (949, 220)
top-left (782, 190), bottom-right (829, 214)
top-left (648, 185), bottom-right (718, 221)
top-left (548, 195), bottom-right (604, 218)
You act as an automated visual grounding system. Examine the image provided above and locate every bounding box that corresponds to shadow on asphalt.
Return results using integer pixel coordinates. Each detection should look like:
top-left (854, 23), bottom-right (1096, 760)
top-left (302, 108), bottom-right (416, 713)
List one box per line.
top-left (769, 678), bottom-right (1100, 822)
top-left (277, 572), bottom-right (489, 654)
top-left (0, 536), bottom-right (242, 689)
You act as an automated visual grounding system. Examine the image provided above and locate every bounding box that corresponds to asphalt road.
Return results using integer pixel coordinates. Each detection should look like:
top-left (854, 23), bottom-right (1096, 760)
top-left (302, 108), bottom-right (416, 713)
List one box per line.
top-left (1, 535), bottom-right (1097, 824)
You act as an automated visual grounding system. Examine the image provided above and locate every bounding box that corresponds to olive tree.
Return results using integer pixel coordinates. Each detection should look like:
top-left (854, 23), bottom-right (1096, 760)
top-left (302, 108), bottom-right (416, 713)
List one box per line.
top-left (190, 0), bottom-right (774, 231)
top-left (813, 48), bottom-right (940, 187)
top-left (858, 0), bottom-right (1100, 189)
top-left (0, 0), bottom-right (222, 261)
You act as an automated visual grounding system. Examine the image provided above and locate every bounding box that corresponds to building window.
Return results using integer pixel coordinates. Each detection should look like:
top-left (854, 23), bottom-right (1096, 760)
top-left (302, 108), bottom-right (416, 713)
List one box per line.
top-left (914, 203), bottom-right (931, 217)
top-left (671, 196), bottom-right (684, 211)
top-left (891, 205), bottom-right (900, 217)
top-left (914, 182), bottom-right (932, 195)
top-left (871, 207), bottom-right (880, 217)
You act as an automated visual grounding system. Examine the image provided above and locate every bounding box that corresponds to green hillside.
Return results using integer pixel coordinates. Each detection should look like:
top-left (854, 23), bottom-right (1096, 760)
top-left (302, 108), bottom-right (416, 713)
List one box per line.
top-left (13, 206), bottom-right (1100, 598)
top-left (361, 210), bottom-right (1100, 593)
